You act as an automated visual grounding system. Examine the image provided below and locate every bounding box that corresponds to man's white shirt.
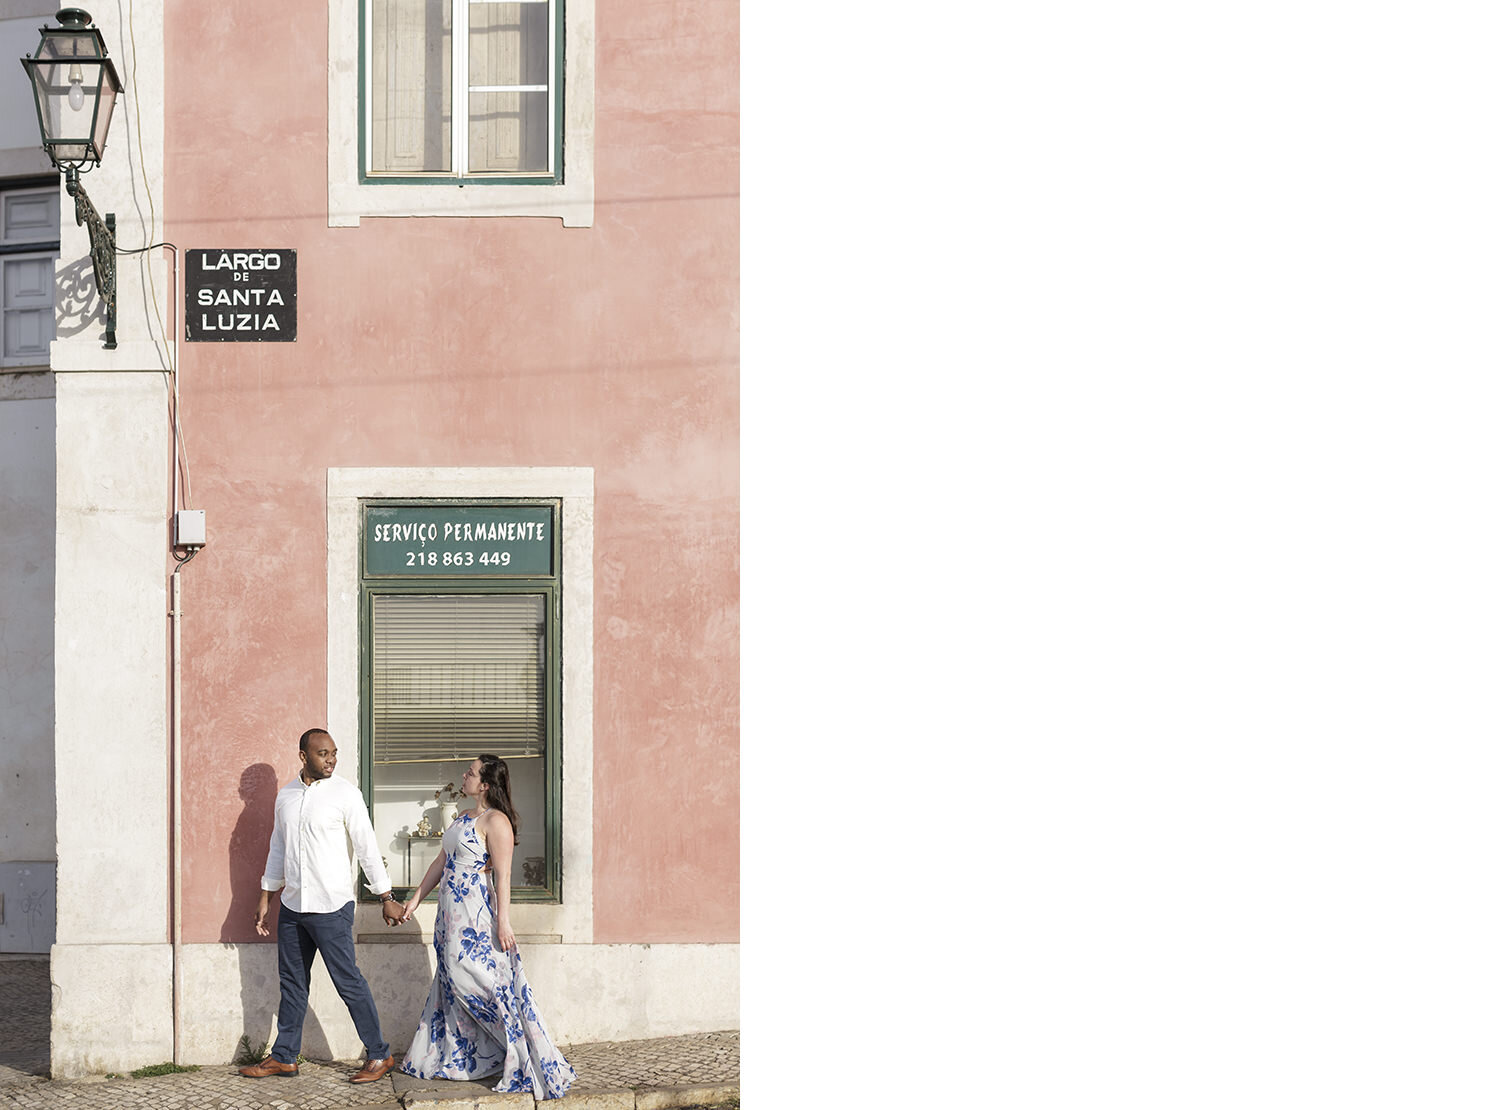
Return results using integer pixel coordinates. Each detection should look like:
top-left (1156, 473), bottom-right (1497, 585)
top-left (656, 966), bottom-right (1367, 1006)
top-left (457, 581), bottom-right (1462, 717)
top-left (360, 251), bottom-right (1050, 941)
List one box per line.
top-left (261, 773), bottom-right (393, 913)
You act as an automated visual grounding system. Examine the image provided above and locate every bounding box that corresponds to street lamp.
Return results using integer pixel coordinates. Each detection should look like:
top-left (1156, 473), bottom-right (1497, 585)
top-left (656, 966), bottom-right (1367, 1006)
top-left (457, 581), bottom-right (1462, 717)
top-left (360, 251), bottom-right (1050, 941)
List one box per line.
top-left (20, 8), bottom-right (123, 350)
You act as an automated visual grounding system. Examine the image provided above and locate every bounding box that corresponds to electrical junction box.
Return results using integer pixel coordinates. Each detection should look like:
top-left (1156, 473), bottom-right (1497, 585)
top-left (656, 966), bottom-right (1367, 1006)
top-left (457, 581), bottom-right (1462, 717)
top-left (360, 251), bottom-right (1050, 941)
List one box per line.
top-left (174, 509), bottom-right (206, 547)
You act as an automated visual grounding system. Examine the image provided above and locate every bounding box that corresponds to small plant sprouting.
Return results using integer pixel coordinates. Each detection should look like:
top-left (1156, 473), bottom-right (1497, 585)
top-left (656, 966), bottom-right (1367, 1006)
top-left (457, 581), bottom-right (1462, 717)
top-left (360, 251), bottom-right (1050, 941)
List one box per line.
top-left (232, 1035), bottom-right (267, 1066)
top-left (129, 1062), bottom-right (201, 1078)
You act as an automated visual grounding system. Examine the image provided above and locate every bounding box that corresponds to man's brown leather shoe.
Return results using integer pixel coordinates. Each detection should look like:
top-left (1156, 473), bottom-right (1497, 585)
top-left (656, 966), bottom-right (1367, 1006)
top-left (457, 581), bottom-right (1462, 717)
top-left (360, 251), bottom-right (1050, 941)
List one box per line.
top-left (238, 1056), bottom-right (298, 1078)
top-left (349, 1055), bottom-right (396, 1084)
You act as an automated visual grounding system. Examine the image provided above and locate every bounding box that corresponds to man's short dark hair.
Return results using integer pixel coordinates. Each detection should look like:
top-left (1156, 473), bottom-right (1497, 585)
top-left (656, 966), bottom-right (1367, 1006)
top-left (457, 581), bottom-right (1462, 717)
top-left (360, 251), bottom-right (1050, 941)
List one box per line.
top-left (299, 728), bottom-right (331, 753)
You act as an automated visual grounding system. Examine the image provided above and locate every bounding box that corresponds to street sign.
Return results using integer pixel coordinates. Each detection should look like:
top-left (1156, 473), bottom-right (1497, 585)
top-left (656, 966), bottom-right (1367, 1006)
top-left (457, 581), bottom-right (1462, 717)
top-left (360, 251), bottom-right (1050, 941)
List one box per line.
top-left (185, 249), bottom-right (297, 341)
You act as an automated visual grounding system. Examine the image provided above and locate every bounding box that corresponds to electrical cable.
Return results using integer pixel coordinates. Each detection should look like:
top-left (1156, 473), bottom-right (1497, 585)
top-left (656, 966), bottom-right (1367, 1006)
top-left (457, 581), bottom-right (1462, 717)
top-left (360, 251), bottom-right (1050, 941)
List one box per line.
top-left (126, 0), bottom-right (192, 512)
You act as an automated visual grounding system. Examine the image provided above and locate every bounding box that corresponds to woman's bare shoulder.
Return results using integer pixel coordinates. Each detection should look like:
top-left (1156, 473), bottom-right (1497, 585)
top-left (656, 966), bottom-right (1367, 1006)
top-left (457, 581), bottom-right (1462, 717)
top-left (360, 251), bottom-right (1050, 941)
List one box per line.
top-left (476, 807), bottom-right (515, 841)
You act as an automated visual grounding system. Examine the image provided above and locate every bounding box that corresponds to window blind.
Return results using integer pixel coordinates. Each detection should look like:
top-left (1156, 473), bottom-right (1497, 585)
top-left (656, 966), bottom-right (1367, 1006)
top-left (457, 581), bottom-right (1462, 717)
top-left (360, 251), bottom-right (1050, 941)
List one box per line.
top-left (372, 593), bottom-right (546, 763)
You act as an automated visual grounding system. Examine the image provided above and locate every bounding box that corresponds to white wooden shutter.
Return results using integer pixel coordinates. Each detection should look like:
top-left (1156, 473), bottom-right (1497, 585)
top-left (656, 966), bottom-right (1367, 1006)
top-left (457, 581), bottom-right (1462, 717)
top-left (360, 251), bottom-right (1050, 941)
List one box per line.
top-left (369, 0), bottom-right (453, 173)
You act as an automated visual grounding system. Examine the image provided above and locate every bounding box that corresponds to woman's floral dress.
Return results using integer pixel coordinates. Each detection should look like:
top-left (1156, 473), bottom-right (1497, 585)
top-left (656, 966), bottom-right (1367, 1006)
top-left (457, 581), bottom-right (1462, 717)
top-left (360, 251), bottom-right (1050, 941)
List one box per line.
top-left (399, 811), bottom-right (576, 1099)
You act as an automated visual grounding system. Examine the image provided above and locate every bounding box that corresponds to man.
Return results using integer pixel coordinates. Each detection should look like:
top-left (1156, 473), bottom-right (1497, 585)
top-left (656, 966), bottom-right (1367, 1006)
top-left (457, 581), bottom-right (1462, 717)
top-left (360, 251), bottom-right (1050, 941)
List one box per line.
top-left (239, 728), bottom-right (405, 1084)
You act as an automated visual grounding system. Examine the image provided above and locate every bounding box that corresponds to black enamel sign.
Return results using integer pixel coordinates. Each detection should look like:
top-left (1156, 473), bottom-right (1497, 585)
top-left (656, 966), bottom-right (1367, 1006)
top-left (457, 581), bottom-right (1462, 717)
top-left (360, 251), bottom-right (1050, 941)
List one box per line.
top-left (185, 249), bottom-right (297, 342)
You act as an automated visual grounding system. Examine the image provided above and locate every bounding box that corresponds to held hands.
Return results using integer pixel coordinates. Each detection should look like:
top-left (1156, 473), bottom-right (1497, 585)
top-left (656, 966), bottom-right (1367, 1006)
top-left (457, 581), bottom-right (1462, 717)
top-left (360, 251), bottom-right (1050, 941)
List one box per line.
top-left (380, 897), bottom-right (405, 927)
top-left (401, 895), bottom-right (422, 923)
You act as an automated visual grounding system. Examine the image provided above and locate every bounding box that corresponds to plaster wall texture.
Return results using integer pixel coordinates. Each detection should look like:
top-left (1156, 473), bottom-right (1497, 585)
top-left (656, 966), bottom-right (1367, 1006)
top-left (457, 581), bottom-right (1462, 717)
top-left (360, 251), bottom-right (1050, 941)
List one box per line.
top-left (50, 942), bottom-right (174, 1076)
top-left (0, 394), bottom-right (55, 866)
top-left (52, 372), bottom-right (170, 944)
top-left (178, 938), bottom-right (737, 1065)
top-left (165, 0), bottom-right (738, 950)
top-left (37, 0), bottom-right (182, 1075)
top-left (178, 935), bottom-right (435, 1064)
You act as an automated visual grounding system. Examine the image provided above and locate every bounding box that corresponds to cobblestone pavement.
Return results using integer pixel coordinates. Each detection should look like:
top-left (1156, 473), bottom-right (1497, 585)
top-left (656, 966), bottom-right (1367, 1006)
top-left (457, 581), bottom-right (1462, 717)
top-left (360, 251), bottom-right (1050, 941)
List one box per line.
top-left (0, 1035), bottom-right (739, 1110)
top-left (565, 1031), bottom-right (739, 1091)
top-left (0, 960), bottom-right (49, 1091)
top-left (0, 955), bottom-right (736, 1110)
top-left (394, 1032), bottom-right (741, 1107)
top-left (0, 1059), bottom-right (405, 1110)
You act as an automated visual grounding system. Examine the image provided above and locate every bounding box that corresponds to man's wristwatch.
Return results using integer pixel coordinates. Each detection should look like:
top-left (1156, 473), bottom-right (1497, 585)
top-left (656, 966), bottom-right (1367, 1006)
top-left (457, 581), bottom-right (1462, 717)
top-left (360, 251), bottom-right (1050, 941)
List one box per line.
top-left (379, 892), bottom-right (396, 904)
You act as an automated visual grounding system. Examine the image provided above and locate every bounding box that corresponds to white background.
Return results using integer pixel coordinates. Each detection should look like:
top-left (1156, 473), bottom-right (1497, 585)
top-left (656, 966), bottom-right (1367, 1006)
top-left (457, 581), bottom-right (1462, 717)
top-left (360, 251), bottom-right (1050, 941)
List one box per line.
top-left (746, 2), bottom-right (1500, 1106)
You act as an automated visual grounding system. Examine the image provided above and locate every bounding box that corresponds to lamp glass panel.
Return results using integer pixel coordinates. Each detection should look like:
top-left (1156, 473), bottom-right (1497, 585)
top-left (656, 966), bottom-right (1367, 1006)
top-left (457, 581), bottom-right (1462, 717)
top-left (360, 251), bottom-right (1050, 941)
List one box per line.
top-left (25, 57), bottom-right (115, 161)
top-left (92, 78), bottom-right (116, 156)
top-left (36, 31), bottom-right (103, 61)
top-left (26, 64), bottom-right (91, 148)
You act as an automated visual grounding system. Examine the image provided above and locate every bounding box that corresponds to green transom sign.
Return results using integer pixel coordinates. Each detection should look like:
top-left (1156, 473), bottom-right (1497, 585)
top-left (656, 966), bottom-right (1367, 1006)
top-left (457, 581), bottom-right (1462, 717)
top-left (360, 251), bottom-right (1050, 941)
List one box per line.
top-left (364, 505), bottom-right (554, 576)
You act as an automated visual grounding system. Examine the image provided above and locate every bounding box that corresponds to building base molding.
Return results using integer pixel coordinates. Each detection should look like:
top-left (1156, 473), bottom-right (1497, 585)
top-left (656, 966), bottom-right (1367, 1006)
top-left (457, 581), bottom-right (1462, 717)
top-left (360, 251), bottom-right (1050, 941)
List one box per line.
top-left (50, 943), bottom-right (174, 1077)
top-left (175, 941), bottom-right (738, 1066)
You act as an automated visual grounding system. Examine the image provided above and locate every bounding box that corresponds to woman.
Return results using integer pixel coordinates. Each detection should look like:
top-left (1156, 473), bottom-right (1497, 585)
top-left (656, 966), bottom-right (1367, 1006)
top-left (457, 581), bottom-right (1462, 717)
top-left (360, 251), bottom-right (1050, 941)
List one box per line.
top-left (398, 755), bottom-right (576, 1099)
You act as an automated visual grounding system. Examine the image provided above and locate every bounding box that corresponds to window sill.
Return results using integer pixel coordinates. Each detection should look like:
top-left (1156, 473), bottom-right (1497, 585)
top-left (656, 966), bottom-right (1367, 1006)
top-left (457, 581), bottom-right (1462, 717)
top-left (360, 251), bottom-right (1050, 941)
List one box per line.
top-left (355, 895), bottom-right (577, 943)
top-left (358, 932), bottom-right (561, 944)
top-left (328, 175), bottom-right (594, 228)
top-left (361, 887), bottom-right (560, 906)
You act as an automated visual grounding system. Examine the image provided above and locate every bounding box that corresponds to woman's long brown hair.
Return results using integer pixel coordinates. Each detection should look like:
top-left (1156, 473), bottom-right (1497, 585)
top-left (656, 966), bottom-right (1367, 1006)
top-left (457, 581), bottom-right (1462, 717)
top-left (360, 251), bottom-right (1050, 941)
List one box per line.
top-left (476, 753), bottom-right (521, 840)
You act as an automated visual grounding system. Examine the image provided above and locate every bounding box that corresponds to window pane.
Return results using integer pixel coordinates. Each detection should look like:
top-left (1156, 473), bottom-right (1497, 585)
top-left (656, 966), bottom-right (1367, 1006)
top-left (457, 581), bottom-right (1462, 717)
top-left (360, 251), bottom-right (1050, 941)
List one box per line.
top-left (369, 592), bottom-right (548, 891)
top-left (467, 1), bottom-right (550, 173)
top-left (467, 91), bottom-right (549, 173)
top-left (372, 756), bottom-right (545, 890)
top-left (370, 0), bottom-right (452, 173)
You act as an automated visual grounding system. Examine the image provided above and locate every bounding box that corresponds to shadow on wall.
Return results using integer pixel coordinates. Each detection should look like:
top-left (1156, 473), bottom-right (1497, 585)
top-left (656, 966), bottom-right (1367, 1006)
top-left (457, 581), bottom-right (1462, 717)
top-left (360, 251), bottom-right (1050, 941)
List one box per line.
top-left (222, 763), bottom-right (278, 943)
top-left (223, 763), bottom-right (343, 1059)
top-left (216, 762), bottom-right (435, 1061)
top-left (226, 763), bottom-right (277, 1058)
top-left (231, 940), bottom-right (333, 1064)
top-left (54, 256), bottom-right (102, 338)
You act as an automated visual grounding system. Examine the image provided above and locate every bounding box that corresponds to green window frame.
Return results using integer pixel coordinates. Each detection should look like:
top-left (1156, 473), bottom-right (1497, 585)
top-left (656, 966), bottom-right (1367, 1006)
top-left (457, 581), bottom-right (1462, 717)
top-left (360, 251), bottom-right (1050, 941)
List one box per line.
top-left (359, 0), bottom-right (566, 185)
top-left (357, 497), bottom-right (563, 904)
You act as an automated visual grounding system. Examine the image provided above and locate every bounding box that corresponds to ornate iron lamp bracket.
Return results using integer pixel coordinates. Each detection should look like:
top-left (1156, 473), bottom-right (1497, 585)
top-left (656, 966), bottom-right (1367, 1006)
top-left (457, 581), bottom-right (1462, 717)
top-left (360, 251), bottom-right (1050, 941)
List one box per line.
top-left (63, 165), bottom-right (116, 350)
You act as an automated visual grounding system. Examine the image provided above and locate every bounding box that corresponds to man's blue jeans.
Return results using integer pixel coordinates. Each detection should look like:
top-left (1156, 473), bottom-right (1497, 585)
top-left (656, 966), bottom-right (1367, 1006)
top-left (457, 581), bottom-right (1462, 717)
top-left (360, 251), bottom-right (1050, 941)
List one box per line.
top-left (270, 901), bottom-right (390, 1064)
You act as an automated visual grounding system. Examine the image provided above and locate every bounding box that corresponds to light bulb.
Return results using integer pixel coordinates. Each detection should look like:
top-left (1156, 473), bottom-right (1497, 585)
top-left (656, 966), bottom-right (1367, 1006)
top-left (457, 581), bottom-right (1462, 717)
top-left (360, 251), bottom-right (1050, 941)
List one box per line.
top-left (66, 63), bottom-right (84, 111)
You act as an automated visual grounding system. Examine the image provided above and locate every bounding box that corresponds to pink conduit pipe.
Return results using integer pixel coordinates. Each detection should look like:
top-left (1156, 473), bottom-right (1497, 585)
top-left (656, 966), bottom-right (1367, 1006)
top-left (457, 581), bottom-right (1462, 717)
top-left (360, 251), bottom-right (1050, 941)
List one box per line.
top-left (167, 241), bottom-right (186, 1065)
top-left (170, 570), bottom-right (183, 1062)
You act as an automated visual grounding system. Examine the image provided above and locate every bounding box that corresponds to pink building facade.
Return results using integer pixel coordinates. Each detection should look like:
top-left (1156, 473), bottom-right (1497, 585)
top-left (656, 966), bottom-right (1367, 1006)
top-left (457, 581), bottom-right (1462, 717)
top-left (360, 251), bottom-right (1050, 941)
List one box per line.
top-left (0, 0), bottom-right (737, 1075)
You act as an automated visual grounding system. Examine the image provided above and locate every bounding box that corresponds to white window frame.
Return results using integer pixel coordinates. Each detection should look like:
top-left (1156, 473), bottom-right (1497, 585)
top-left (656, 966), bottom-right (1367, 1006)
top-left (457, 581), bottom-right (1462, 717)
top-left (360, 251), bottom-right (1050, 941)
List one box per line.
top-left (329, 0), bottom-right (594, 227)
